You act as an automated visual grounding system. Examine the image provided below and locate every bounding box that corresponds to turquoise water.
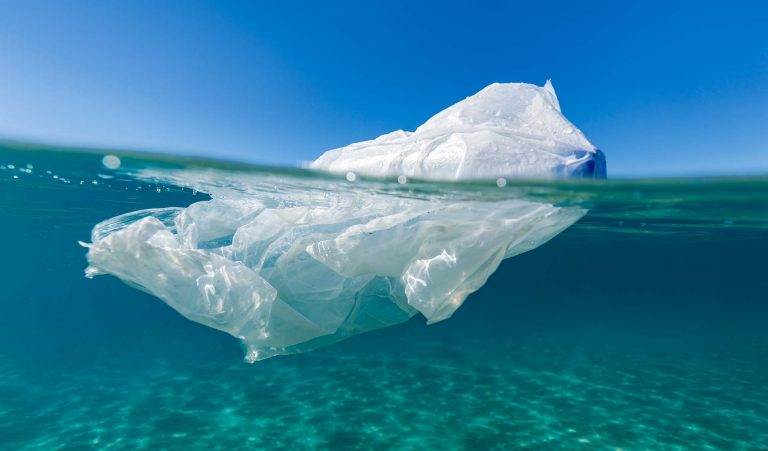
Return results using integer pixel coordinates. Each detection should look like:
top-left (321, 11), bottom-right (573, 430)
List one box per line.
top-left (1, 143), bottom-right (768, 449)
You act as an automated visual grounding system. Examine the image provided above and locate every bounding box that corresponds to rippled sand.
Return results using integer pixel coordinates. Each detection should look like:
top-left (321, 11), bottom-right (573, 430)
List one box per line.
top-left (3, 331), bottom-right (767, 450)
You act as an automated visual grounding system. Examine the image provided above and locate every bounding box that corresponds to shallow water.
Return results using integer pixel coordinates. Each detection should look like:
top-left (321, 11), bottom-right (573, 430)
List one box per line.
top-left (1, 143), bottom-right (767, 449)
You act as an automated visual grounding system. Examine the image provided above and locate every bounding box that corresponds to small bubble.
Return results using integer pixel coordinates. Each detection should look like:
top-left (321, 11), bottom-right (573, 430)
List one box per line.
top-left (102, 154), bottom-right (121, 170)
top-left (397, 175), bottom-right (407, 184)
top-left (156, 187), bottom-right (161, 193)
top-left (7, 164), bottom-right (15, 169)
top-left (496, 177), bottom-right (507, 188)
top-left (91, 180), bottom-right (98, 185)
top-left (12, 175), bottom-right (18, 179)
top-left (345, 172), bottom-right (356, 182)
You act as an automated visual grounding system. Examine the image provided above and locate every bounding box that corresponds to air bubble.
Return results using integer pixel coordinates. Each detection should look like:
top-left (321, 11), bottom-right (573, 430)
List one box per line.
top-left (102, 155), bottom-right (121, 170)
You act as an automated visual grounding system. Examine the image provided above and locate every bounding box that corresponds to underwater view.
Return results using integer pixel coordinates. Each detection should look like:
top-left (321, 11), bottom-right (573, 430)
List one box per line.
top-left (2, 142), bottom-right (767, 449)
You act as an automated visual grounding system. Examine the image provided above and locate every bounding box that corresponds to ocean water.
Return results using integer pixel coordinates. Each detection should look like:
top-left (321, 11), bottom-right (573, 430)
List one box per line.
top-left (1, 142), bottom-right (767, 450)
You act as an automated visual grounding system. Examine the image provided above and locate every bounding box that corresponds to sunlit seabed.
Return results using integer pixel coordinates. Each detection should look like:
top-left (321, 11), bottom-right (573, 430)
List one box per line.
top-left (1, 143), bottom-right (767, 449)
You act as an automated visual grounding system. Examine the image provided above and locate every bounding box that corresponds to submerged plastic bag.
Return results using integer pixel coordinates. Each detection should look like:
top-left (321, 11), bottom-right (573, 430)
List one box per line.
top-left (85, 82), bottom-right (603, 361)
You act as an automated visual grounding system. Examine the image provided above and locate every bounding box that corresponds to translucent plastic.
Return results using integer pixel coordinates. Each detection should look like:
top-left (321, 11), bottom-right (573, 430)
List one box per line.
top-left (85, 170), bottom-right (584, 361)
top-left (85, 81), bottom-right (604, 361)
top-left (311, 81), bottom-right (606, 180)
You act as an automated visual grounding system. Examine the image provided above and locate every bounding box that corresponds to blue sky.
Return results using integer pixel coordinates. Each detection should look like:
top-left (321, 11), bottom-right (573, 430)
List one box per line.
top-left (0, 1), bottom-right (766, 176)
